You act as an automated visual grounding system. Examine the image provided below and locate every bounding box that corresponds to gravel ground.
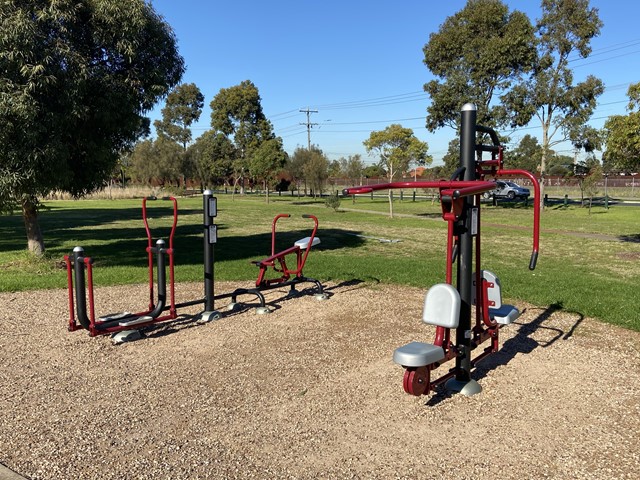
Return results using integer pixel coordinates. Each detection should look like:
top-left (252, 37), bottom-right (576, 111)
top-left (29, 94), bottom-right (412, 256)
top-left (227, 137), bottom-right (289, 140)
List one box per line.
top-left (1, 281), bottom-right (639, 480)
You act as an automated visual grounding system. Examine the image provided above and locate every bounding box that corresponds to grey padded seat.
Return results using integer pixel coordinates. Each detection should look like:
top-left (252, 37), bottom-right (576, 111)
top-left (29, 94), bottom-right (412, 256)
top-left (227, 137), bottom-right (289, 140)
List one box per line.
top-left (393, 341), bottom-right (445, 367)
top-left (472, 270), bottom-right (519, 325)
top-left (393, 283), bottom-right (461, 368)
top-left (294, 237), bottom-right (321, 249)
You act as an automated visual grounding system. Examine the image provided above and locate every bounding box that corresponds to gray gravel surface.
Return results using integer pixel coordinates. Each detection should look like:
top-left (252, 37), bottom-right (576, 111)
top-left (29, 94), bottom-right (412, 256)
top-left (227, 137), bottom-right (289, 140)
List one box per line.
top-left (1, 281), bottom-right (639, 480)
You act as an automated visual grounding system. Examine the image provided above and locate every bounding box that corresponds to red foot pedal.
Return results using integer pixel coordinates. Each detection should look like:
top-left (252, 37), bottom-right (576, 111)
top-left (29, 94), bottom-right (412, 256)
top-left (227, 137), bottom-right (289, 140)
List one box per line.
top-left (402, 367), bottom-right (429, 396)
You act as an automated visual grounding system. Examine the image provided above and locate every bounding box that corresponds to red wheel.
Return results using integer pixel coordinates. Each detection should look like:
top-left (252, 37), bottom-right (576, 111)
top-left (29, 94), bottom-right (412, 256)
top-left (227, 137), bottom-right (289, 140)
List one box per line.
top-left (402, 367), bottom-right (429, 396)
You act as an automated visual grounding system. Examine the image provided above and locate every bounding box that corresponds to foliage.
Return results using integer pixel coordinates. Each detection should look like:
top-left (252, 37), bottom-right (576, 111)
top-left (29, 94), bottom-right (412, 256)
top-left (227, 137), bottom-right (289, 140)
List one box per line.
top-left (502, 0), bottom-right (604, 207)
top-left (154, 83), bottom-right (204, 150)
top-left (324, 193), bottom-right (341, 211)
top-left (363, 124), bottom-right (430, 217)
top-left (249, 137), bottom-right (288, 202)
top-left (302, 148), bottom-right (330, 197)
top-left (439, 139), bottom-right (461, 179)
top-left (505, 135), bottom-right (542, 172)
top-left (547, 153), bottom-right (574, 176)
top-left (338, 155), bottom-right (365, 184)
top-left (603, 82), bottom-right (640, 173)
top-left (0, 0), bottom-right (184, 254)
top-left (423, 0), bottom-right (536, 131)
top-left (188, 131), bottom-right (235, 188)
top-left (362, 165), bottom-right (386, 178)
top-left (208, 80), bottom-right (284, 193)
top-left (575, 158), bottom-right (602, 212)
top-left (130, 137), bottom-right (184, 186)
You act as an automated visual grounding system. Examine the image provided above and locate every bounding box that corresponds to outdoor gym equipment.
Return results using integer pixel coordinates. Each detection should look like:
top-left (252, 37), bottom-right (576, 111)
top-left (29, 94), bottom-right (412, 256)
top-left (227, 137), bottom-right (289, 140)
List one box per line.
top-left (226, 213), bottom-right (327, 314)
top-left (343, 103), bottom-right (540, 397)
top-left (65, 191), bottom-right (327, 339)
top-left (64, 191), bottom-right (264, 339)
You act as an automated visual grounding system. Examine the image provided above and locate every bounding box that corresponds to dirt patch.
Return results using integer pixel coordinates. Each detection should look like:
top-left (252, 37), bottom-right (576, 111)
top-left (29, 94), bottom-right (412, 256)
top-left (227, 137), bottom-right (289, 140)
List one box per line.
top-left (1, 281), bottom-right (639, 480)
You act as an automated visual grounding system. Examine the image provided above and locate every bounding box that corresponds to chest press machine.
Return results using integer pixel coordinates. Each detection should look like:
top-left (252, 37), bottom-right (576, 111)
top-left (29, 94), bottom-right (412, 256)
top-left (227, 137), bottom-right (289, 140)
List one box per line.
top-left (344, 103), bottom-right (541, 397)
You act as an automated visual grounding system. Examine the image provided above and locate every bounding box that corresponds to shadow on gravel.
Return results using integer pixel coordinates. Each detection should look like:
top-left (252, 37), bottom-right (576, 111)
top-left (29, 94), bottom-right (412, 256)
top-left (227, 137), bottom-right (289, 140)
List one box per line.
top-left (426, 302), bottom-right (585, 406)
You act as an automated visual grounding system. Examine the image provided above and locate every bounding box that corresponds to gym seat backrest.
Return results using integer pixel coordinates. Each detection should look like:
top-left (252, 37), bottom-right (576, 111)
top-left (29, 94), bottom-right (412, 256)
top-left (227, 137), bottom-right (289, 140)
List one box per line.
top-left (422, 283), bottom-right (461, 329)
top-left (472, 270), bottom-right (502, 309)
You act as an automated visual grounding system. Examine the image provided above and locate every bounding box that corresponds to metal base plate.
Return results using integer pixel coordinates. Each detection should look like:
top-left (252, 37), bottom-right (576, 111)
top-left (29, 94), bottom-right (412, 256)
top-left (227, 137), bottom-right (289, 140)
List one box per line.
top-left (111, 329), bottom-right (142, 345)
top-left (444, 378), bottom-right (483, 397)
top-left (198, 310), bottom-right (221, 322)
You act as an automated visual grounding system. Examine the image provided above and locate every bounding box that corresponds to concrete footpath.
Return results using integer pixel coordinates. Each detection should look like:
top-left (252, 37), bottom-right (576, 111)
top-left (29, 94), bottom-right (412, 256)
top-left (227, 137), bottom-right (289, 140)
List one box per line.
top-left (0, 463), bottom-right (27, 480)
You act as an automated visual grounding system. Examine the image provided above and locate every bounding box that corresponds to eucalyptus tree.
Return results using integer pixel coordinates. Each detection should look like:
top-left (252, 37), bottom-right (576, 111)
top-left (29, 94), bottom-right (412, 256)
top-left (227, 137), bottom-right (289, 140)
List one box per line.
top-left (423, 0), bottom-right (537, 132)
top-left (188, 131), bottom-right (235, 189)
top-left (209, 80), bottom-right (283, 195)
top-left (505, 135), bottom-right (543, 172)
top-left (0, 0), bottom-right (184, 254)
top-left (603, 83), bottom-right (640, 173)
top-left (302, 148), bottom-right (330, 198)
top-left (339, 154), bottom-right (365, 186)
top-left (503, 0), bottom-right (605, 208)
top-left (249, 137), bottom-right (288, 202)
top-left (154, 83), bottom-right (204, 151)
top-left (363, 124), bottom-right (430, 218)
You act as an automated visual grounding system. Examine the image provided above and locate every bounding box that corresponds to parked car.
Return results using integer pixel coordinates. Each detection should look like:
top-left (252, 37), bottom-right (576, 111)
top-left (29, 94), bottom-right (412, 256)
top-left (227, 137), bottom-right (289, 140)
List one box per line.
top-left (483, 180), bottom-right (530, 200)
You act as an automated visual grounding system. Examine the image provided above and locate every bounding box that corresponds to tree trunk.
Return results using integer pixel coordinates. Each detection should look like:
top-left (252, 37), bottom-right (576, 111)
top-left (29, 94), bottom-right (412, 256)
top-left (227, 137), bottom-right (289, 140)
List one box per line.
top-left (22, 196), bottom-right (45, 255)
top-left (388, 190), bottom-right (394, 218)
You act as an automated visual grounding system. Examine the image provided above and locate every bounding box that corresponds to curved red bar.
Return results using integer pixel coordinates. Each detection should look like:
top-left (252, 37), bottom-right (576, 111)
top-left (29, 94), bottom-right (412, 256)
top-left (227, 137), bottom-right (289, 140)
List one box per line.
top-left (497, 169), bottom-right (540, 270)
top-left (343, 180), bottom-right (496, 197)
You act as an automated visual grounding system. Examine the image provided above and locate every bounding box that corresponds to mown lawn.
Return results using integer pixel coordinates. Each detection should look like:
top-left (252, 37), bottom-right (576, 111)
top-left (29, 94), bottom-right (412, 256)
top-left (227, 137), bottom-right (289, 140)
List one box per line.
top-left (1, 192), bottom-right (639, 331)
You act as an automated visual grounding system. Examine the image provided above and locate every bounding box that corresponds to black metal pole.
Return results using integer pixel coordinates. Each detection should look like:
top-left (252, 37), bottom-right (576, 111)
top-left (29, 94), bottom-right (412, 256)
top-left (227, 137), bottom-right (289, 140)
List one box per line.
top-left (146, 239), bottom-right (166, 318)
top-left (203, 190), bottom-right (214, 312)
top-left (456, 103), bottom-right (477, 382)
top-left (72, 246), bottom-right (91, 330)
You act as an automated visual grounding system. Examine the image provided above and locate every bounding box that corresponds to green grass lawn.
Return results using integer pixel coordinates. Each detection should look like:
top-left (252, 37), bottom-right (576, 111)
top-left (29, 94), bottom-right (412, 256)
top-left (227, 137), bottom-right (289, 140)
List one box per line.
top-left (2, 192), bottom-right (639, 331)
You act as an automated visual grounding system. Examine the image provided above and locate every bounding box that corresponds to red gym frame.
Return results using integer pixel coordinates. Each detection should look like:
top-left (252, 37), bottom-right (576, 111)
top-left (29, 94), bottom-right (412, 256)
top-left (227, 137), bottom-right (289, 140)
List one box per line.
top-left (344, 103), bottom-right (541, 397)
top-left (65, 192), bottom-right (325, 338)
top-left (252, 213), bottom-right (324, 294)
top-left (65, 196), bottom-right (180, 337)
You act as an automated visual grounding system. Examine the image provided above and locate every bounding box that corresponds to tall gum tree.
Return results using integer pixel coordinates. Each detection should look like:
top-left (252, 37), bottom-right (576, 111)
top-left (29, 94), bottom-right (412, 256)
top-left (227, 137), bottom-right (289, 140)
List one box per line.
top-left (0, 0), bottom-right (184, 255)
top-left (423, 0), bottom-right (537, 132)
top-left (502, 0), bottom-right (604, 209)
top-left (209, 80), bottom-right (282, 197)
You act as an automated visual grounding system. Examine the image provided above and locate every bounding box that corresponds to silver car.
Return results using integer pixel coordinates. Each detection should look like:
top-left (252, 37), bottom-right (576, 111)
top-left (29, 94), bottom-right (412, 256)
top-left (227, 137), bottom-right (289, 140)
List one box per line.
top-left (483, 180), bottom-right (530, 200)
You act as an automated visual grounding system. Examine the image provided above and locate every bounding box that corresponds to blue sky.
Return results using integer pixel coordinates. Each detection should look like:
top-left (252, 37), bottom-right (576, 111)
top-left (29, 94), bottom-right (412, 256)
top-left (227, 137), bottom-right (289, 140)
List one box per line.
top-left (148, 0), bottom-right (640, 165)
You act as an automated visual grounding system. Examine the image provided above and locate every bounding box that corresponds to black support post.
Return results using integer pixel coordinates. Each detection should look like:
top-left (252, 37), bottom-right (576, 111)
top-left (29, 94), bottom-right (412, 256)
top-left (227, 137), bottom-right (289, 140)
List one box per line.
top-left (443, 103), bottom-right (482, 396)
top-left (203, 190), bottom-right (215, 313)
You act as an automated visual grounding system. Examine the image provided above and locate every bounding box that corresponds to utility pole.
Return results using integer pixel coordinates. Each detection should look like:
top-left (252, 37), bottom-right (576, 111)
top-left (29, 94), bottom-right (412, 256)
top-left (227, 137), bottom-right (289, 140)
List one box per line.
top-left (299, 108), bottom-right (318, 150)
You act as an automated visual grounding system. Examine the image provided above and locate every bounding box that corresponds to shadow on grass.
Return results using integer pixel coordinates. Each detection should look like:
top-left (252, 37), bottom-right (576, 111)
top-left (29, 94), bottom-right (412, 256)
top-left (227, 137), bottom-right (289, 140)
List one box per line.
top-left (425, 302), bottom-right (584, 406)
top-left (619, 234), bottom-right (640, 243)
top-left (2, 206), bottom-right (366, 268)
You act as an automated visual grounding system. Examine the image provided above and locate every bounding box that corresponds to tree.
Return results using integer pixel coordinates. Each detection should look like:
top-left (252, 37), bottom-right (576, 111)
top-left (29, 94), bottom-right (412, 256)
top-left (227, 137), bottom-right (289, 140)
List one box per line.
top-left (505, 134), bottom-right (542, 172)
top-left (439, 139), bottom-right (461, 179)
top-left (154, 83), bottom-right (204, 151)
top-left (0, 0), bottom-right (184, 255)
top-left (503, 0), bottom-right (604, 209)
top-left (339, 154), bottom-right (365, 186)
top-left (249, 138), bottom-right (288, 202)
top-left (603, 83), bottom-right (640, 173)
top-left (423, 0), bottom-right (536, 132)
top-left (303, 148), bottom-right (330, 198)
top-left (130, 140), bottom-right (157, 185)
top-left (362, 165), bottom-right (386, 178)
top-left (575, 156), bottom-right (602, 212)
top-left (363, 124), bottom-right (430, 218)
top-left (188, 131), bottom-right (235, 189)
top-left (209, 80), bottom-right (280, 196)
